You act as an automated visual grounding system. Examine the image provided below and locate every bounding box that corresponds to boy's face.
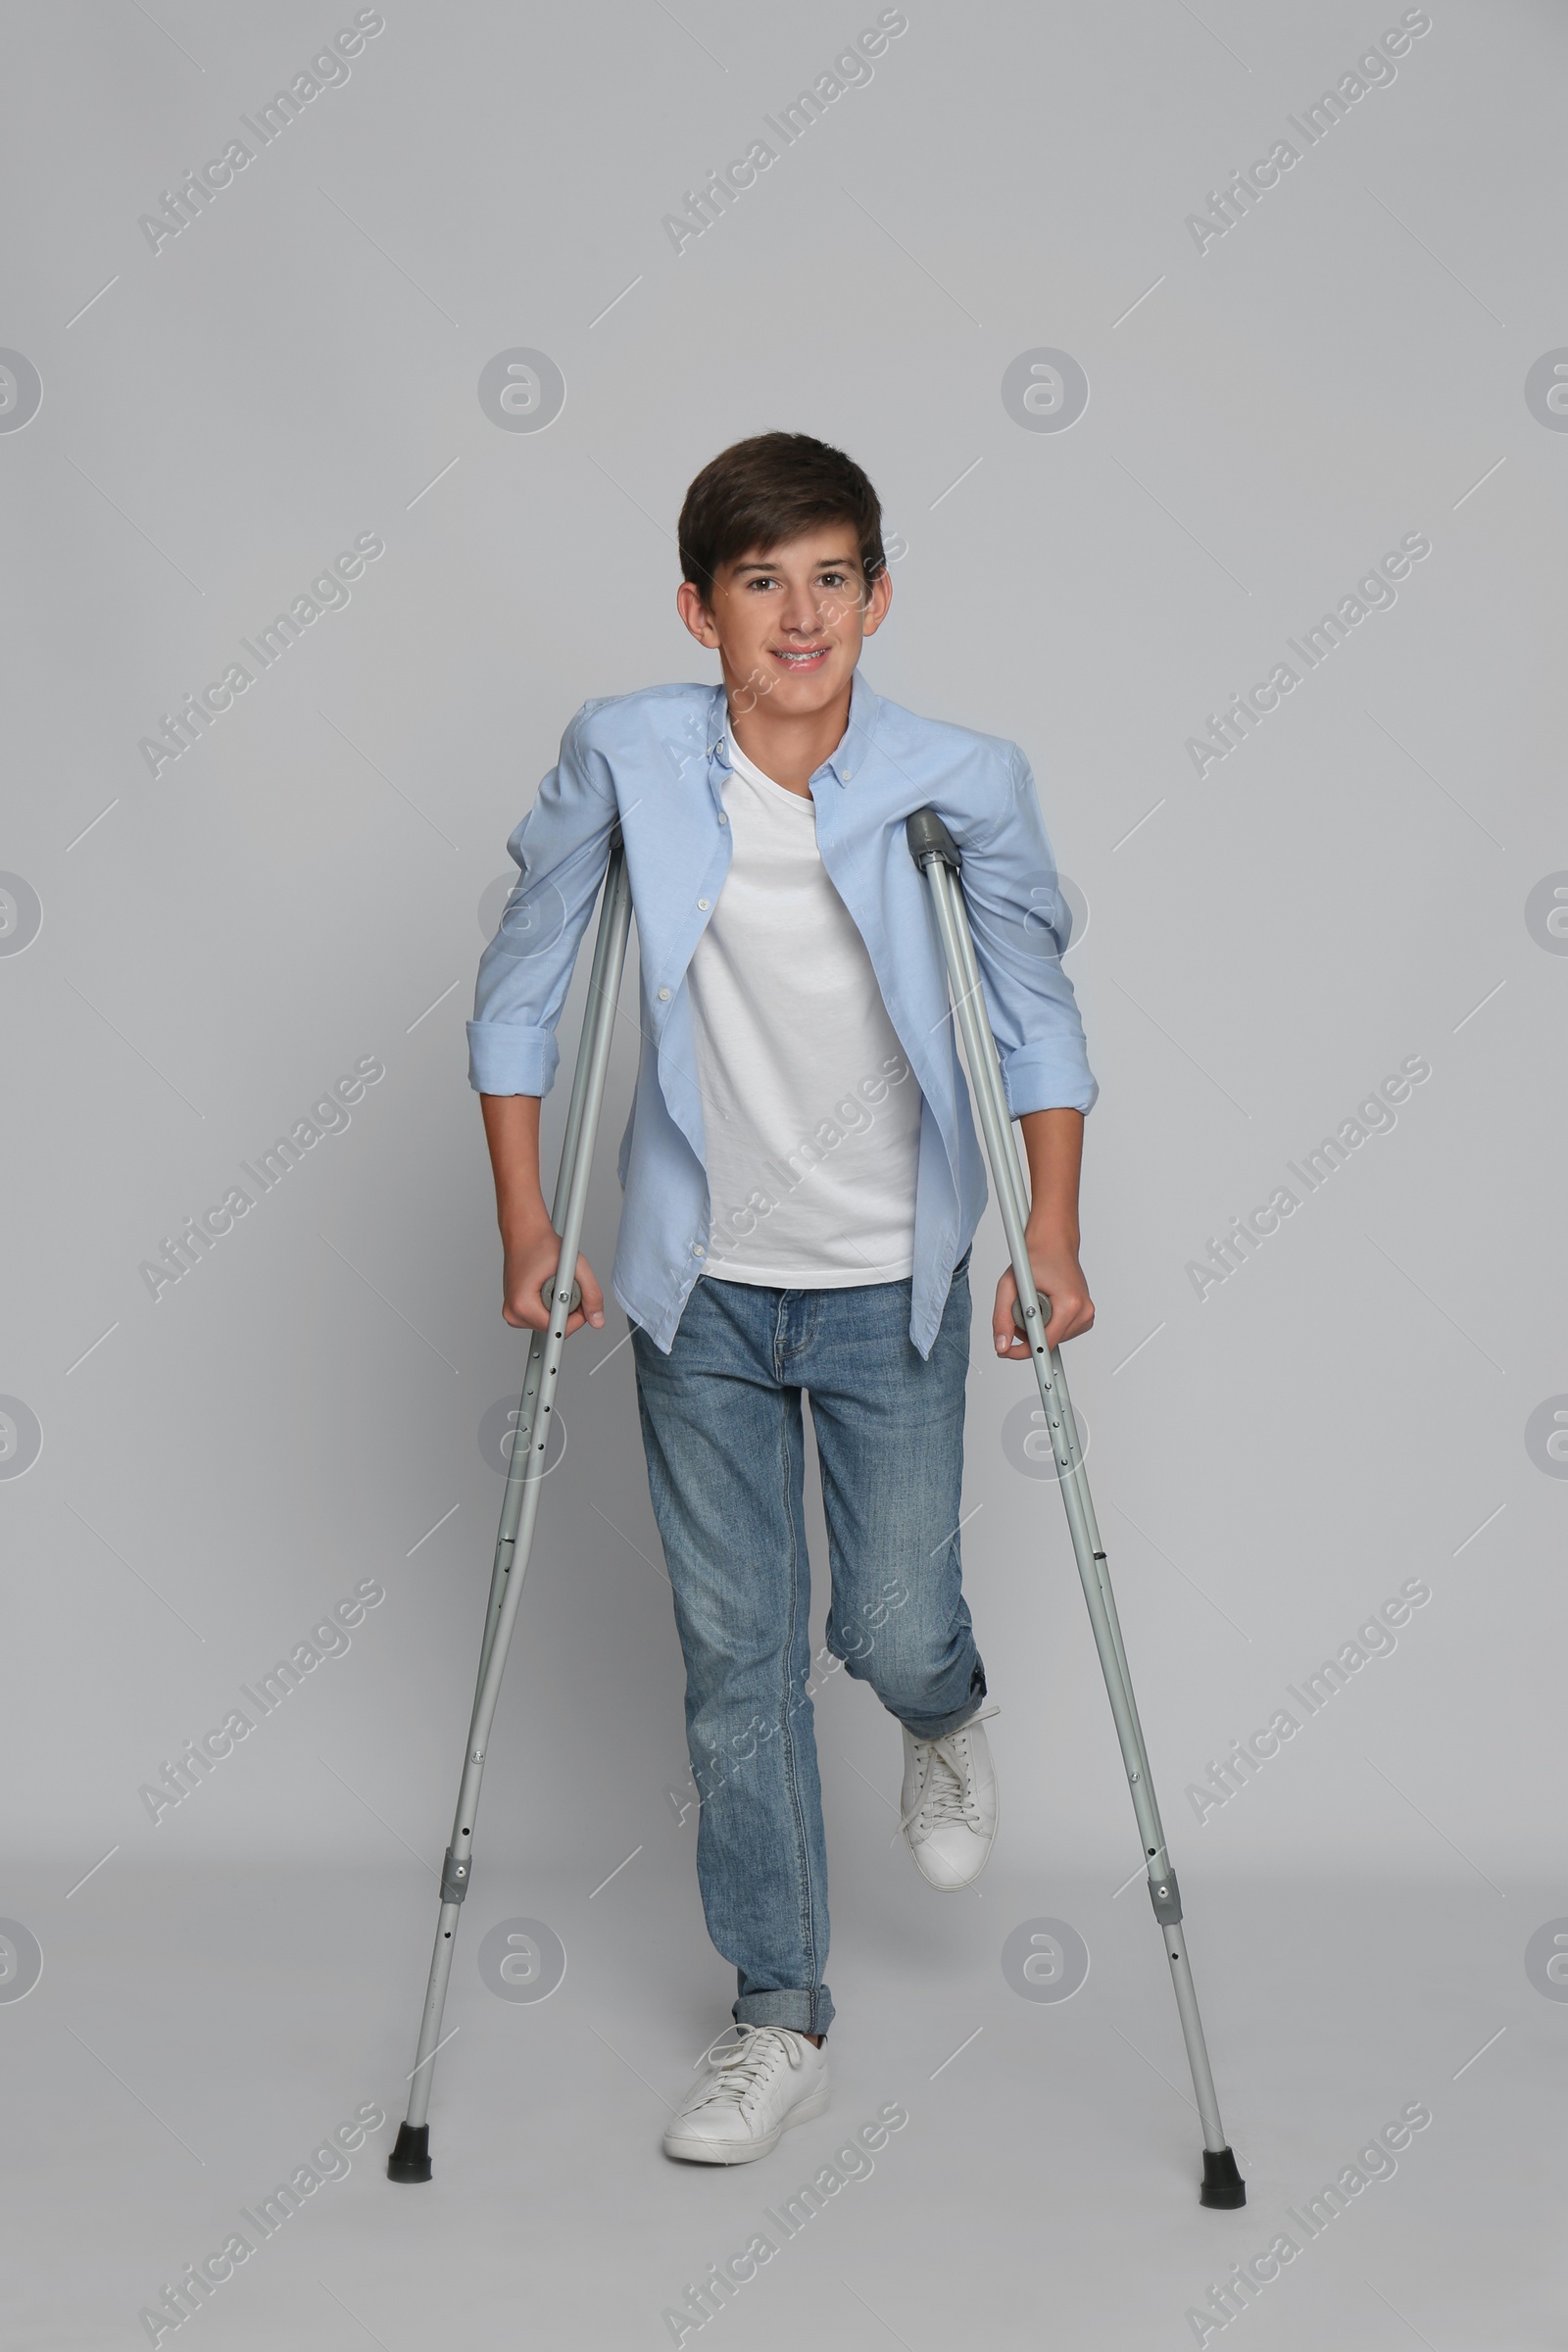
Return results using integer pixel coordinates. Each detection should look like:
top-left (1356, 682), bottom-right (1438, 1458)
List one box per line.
top-left (676, 530), bottom-right (892, 719)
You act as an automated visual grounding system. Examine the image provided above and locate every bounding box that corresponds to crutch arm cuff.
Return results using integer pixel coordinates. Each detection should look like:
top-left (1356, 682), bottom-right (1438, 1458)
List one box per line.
top-left (906, 806), bottom-right (962, 870)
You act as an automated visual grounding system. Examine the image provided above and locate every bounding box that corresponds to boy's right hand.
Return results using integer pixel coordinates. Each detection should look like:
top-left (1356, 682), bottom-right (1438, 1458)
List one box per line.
top-left (500, 1221), bottom-right (605, 1338)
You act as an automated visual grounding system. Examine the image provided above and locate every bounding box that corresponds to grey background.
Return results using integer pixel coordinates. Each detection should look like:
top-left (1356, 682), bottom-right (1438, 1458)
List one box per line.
top-left (3, 2), bottom-right (1563, 2345)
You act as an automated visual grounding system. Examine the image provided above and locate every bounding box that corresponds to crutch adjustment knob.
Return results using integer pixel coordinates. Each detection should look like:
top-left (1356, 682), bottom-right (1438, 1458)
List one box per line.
top-left (440, 1846), bottom-right (472, 1904)
top-left (1148, 1868), bottom-right (1183, 1924)
top-left (1200, 2146), bottom-right (1247, 2209)
top-left (541, 1274), bottom-right (583, 1315)
top-left (1011, 1296), bottom-right (1051, 1332)
top-left (387, 2122), bottom-right (433, 2183)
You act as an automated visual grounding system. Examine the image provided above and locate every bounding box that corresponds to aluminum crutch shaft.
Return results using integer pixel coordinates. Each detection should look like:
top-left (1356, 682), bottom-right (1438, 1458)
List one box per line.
top-left (906, 806), bottom-right (1245, 2209)
top-left (388, 834), bottom-right (633, 2182)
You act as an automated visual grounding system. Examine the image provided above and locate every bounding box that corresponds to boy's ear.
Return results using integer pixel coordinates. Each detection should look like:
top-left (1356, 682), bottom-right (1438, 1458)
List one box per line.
top-left (861, 565), bottom-right (893, 637)
top-left (676, 577), bottom-right (719, 646)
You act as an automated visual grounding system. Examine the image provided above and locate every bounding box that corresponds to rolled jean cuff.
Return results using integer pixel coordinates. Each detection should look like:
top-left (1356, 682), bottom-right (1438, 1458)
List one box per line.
top-left (896, 1655), bottom-right (988, 1743)
top-left (734, 1984), bottom-right (835, 2037)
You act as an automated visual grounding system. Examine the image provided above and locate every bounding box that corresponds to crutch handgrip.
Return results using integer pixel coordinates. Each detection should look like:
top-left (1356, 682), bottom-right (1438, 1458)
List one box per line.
top-left (541, 1273), bottom-right (583, 1316)
top-left (1011, 1294), bottom-right (1050, 1335)
top-left (906, 806), bottom-right (962, 869)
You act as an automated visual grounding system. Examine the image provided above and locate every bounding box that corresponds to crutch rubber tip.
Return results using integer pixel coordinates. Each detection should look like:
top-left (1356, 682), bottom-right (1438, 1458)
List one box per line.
top-left (387, 2122), bottom-right (433, 2183)
top-left (1199, 2146), bottom-right (1246, 2208)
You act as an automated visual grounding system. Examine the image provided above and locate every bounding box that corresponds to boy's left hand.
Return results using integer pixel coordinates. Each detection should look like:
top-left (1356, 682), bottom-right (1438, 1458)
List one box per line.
top-left (993, 1234), bottom-right (1094, 1357)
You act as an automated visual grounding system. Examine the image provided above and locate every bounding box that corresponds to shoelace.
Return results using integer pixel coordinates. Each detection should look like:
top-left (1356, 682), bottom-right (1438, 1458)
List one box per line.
top-left (900, 1704), bottom-right (1001, 1838)
top-left (686, 2023), bottom-right (806, 2114)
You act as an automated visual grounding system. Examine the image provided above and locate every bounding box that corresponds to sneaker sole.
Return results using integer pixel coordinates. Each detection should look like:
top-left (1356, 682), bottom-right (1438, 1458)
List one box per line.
top-left (662, 2079), bottom-right (830, 2165)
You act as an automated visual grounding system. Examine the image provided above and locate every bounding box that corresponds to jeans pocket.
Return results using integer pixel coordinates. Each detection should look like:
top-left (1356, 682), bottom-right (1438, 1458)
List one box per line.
top-left (952, 1243), bottom-right (973, 1284)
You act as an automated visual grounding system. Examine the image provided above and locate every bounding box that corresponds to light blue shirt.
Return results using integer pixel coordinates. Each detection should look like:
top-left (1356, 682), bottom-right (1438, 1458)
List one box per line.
top-left (466, 669), bottom-right (1098, 1357)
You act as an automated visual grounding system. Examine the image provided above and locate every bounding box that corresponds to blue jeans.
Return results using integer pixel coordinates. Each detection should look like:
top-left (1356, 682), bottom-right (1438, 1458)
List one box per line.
top-left (630, 1252), bottom-right (984, 2038)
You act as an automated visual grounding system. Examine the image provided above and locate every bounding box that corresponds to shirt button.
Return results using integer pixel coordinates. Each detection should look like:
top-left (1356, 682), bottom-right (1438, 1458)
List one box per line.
top-left (657, 986), bottom-right (670, 1001)
top-left (697, 898), bottom-right (710, 910)
top-left (692, 1244), bottom-right (706, 1257)
top-left (842, 768), bottom-right (853, 779)
top-left (717, 812), bottom-right (728, 825)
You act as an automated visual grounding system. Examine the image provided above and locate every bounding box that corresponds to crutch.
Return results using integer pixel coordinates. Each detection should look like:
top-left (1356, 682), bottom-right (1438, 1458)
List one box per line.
top-left (388, 828), bottom-right (632, 2182)
top-left (907, 808), bottom-right (1246, 2210)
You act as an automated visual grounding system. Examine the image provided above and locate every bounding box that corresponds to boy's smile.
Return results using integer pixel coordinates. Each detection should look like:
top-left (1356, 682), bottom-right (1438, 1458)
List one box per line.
top-left (677, 531), bottom-right (892, 794)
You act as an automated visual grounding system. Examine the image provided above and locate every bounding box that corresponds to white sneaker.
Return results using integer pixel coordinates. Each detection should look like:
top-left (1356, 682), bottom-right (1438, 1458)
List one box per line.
top-left (662, 2022), bottom-right (830, 2165)
top-left (899, 1704), bottom-right (1001, 1890)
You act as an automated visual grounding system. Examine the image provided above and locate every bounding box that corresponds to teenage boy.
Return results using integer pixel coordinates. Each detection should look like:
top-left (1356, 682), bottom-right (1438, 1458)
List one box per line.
top-left (467, 432), bottom-right (1097, 2166)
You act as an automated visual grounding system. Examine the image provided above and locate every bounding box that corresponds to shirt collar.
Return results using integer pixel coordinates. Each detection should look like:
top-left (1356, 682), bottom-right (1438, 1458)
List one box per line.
top-left (706, 666), bottom-right (881, 788)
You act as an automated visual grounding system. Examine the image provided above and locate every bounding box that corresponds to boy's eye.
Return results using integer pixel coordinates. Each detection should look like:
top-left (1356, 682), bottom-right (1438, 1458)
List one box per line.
top-left (742, 571), bottom-right (854, 591)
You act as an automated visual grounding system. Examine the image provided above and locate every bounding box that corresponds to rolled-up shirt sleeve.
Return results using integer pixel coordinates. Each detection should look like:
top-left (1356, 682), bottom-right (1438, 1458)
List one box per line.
top-left (466, 705), bottom-right (618, 1098)
top-left (956, 747), bottom-right (1099, 1118)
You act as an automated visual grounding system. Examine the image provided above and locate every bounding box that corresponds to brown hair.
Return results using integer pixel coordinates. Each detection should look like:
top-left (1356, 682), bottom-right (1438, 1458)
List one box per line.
top-left (678, 430), bottom-right (885, 597)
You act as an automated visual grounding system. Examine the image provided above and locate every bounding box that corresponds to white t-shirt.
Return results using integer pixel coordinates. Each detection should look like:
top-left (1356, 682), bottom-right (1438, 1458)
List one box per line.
top-left (685, 730), bottom-right (922, 1288)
